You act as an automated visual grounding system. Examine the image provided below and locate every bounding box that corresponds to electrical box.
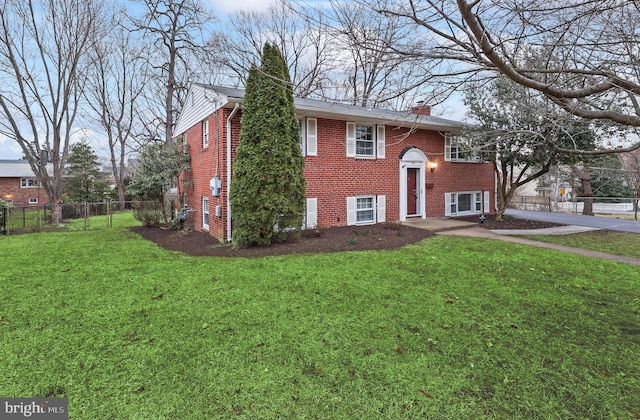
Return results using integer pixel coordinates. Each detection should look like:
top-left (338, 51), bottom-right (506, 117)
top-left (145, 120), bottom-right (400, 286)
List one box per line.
top-left (215, 205), bottom-right (222, 218)
top-left (210, 176), bottom-right (222, 197)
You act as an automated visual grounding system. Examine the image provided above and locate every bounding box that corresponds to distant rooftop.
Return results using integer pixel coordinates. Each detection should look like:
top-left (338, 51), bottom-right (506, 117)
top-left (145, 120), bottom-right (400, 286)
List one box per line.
top-left (0, 160), bottom-right (52, 177)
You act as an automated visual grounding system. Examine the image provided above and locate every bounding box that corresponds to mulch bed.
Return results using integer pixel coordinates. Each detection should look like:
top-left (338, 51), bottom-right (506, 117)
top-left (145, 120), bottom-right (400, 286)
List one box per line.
top-left (451, 214), bottom-right (565, 230)
top-left (130, 223), bottom-right (434, 258)
top-left (130, 214), bottom-right (566, 258)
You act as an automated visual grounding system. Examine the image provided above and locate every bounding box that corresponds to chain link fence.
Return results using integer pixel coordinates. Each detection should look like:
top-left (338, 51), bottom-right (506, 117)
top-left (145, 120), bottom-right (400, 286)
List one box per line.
top-left (0, 201), bottom-right (160, 235)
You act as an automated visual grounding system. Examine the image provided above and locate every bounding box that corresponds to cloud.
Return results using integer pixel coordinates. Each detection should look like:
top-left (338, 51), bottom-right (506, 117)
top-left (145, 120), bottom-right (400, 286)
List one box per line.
top-left (210, 0), bottom-right (275, 14)
top-left (0, 135), bottom-right (23, 160)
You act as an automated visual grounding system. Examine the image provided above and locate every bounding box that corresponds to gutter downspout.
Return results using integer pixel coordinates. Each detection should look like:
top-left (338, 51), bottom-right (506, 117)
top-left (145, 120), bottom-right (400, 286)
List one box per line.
top-left (226, 103), bottom-right (240, 242)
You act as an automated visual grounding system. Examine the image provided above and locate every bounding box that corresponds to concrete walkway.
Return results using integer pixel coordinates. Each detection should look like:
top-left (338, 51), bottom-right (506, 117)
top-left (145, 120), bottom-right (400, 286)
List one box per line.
top-left (403, 217), bottom-right (640, 267)
top-left (437, 226), bottom-right (640, 266)
top-left (506, 209), bottom-right (640, 233)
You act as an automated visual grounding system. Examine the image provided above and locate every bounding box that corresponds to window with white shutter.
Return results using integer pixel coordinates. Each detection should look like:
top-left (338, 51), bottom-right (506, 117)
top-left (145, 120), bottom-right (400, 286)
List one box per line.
top-left (377, 195), bottom-right (386, 223)
top-left (306, 118), bottom-right (317, 156)
top-left (305, 198), bottom-right (318, 228)
top-left (376, 125), bottom-right (385, 158)
top-left (346, 122), bottom-right (356, 157)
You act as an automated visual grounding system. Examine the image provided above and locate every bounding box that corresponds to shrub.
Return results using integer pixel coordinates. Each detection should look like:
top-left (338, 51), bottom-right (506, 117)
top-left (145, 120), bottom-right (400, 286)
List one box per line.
top-left (132, 201), bottom-right (163, 227)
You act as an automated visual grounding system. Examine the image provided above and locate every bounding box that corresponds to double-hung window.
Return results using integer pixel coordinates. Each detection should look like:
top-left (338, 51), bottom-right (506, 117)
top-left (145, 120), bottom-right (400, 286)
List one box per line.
top-left (346, 195), bottom-right (386, 226)
top-left (356, 196), bottom-right (375, 223)
top-left (21, 178), bottom-right (38, 188)
top-left (445, 133), bottom-right (481, 162)
top-left (202, 120), bottom-right (209, 149)
top-left (182, 133), bottom-right (189, 155)
top-left (202, 197), bottom-right (210, 229)
top-left (346, 122), bottom-right (385, 159)
top-left (355, 125), bottom-right (374, 157)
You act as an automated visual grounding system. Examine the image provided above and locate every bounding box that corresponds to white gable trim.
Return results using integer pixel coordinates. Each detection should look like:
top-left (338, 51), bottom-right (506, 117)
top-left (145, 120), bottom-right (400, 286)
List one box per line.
top-left (173, 85), bottom-right (229, 136)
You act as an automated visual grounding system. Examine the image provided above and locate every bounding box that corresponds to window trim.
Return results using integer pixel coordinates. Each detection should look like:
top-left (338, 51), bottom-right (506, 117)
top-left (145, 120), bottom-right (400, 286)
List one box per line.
top-left (445, 191), bottom-right (484, 216)
top-left (445, 133), bottom-right (481, 163)
top-left (346, 122), bottom-right (384, 159)
top-left (356, 196), bottom-right (375, 224)
top-left (355, 124), bottom-right (375, 158)
top-left (347, 195), bottom-right (386, 226)
top-left (29, 198), bottom-right (38, 204)
top-left (20, 178), bottom-right (38, 188)
top-left (202, 197), bottom-right (210, 230)
top-left (202, 120), bottom-right (209, 149)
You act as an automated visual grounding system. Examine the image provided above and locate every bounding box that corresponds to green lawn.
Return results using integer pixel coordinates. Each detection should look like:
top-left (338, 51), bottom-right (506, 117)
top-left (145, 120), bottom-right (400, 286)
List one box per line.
top-left (1, 213), bottom-right (639, 418)
top-left (519, 230), bottom-right (640, 259)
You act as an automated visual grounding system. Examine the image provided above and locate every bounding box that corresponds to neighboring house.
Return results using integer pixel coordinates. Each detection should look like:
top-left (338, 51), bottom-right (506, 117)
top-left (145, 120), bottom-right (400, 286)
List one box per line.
top-left (0, 160), bottom-right (50, 206)
top-left (174, 85), bottom-right (495, 242)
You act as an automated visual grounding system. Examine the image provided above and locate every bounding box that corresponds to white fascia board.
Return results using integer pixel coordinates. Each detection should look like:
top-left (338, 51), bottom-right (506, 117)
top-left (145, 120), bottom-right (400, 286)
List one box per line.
top-left (173, 85), bottom-right (229, 136)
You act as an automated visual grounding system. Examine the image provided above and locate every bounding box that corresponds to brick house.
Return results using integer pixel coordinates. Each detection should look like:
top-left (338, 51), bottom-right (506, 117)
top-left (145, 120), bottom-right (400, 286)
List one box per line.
top-left (0, 160), bottom-right (50, 206)
top-left (174, 85), bottom-right (495, 242)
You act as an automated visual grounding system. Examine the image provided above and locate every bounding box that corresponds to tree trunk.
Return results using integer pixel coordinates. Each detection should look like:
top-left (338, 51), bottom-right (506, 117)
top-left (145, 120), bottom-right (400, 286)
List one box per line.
top-left (581, 177), bottom-right (594, 216)
top-left (51, 201), bottom-right (63, 224)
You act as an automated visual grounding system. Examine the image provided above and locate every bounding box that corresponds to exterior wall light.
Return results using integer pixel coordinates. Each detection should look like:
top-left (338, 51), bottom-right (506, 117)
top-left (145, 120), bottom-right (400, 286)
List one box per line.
top-left (427, 161), bottom-right (437, 172)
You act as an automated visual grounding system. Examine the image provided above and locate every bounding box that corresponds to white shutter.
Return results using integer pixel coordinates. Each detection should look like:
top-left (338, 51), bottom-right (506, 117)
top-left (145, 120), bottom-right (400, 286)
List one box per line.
top-left (376, 125), bottom-right (385, 159)
top-left (306, 118), bottom-right (317, 156)
top-left (444, 133), bottom-right (452, 162)
top-left (483, 191), bottom-right (490, 214)
top-left (377, 195), bottom-right (386, 223)
top-left (346, 122), bottom-right (356, 157)
top-left (306, 198), bottom-right (318, 228)
top-left (444, 193), bottom-right (452, 216)
top-left (346, 196), bottom-right (357, 226)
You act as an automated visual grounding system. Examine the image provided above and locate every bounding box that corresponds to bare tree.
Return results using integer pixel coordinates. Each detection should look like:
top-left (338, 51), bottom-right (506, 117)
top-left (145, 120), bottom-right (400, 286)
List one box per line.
top-left (218, 0), bottom-right (432, 109)
top-left (369, 0), bottom-right (640, 142)
top-left (85, 19), bottom-right (147, 210)
top-left (215, 0), bottom-right (334, 98)
top-left (0, 0), bottom-right (103, 223)
top-left (128, 0), bottom-right (216, 144)
top-left (324, 0), bottom-right (431, 109)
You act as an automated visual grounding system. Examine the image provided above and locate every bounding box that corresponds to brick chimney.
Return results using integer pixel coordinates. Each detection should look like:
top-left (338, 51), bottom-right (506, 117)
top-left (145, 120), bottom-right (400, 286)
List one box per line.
top-left (411, 102), bottom-right (431, 116)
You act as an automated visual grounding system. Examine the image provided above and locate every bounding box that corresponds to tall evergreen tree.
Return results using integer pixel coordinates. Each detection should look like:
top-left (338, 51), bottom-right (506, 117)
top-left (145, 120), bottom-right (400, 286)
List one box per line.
top-left (230, 43), bottom-right (306, 248)
top-left (64, 141), bottom-right (111, 202)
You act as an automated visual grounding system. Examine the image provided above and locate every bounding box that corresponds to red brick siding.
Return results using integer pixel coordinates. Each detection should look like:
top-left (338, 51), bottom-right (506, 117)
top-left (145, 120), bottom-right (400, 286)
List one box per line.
top-left (178, 109), bottom-right (239, 240)
top-left (0, 178), bottom-right (49, 206)
top-left (180, 109), bottom-right (495, 242)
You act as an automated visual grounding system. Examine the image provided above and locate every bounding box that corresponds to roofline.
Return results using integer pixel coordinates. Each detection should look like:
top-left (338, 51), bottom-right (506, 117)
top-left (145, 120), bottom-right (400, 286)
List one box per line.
top-left (196, 84), bottom-right (468, 133)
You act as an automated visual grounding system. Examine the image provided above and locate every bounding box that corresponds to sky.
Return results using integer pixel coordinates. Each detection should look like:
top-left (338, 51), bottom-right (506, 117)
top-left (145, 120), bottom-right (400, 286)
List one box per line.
top-left (210, 0), bottom-right (275, 15)
top-left (0, 135), bottom-right (22, 160)
top-left (0, 0), bottom-right (467, 160)
top-left (0, 0), bottom-right (274, 161)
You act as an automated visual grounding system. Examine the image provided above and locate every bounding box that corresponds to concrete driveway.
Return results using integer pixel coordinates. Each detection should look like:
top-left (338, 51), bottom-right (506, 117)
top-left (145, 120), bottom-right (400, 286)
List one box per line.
top-left (506, 209), bottom-right (640, 234)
